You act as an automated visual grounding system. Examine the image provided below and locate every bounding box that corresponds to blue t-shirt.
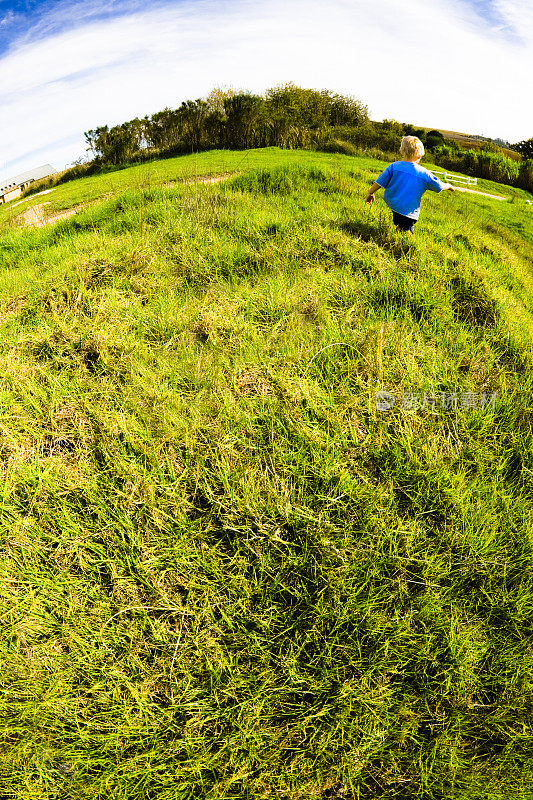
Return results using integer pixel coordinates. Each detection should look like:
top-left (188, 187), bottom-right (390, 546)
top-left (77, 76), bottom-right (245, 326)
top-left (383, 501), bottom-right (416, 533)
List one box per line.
top-left (375, 161), bottom-right (445, 219)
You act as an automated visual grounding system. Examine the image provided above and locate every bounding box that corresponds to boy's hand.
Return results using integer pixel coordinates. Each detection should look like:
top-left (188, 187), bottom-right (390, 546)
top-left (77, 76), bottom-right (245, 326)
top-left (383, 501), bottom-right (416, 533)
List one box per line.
top-left (445, 184), bottom-right (457, 191)
top-left (366, 182), bottom-right (381, 204)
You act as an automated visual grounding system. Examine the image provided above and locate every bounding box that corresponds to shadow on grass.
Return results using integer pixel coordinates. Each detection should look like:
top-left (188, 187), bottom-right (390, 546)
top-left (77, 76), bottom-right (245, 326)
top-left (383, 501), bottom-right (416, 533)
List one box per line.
top-left (365, 272), bottom-right (435, 323)
top-left (338, 219), bottom-right (417, 260)
top-left (449, 274), bottom-right (499, 328)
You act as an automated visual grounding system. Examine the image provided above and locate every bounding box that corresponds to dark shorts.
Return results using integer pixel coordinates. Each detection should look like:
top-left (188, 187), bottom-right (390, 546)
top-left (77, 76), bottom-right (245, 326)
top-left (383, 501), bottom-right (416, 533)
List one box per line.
top-left (392, 211), bottom-right (417, 233)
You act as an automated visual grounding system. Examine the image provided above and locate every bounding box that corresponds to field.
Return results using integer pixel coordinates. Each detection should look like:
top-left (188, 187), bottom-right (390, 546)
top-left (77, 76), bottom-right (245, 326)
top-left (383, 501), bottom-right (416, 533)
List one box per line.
top-left (416, 127), bottom-right (489, 145)
top-left (413, 129), bottom-right (520, 160)
top-left (0, 148), bottom-right (532, 799)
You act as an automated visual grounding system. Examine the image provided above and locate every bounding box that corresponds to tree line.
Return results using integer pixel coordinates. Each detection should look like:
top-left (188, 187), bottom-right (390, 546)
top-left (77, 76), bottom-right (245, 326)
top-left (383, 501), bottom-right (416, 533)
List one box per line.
top-left (83, 85), bottom-right (370, 165)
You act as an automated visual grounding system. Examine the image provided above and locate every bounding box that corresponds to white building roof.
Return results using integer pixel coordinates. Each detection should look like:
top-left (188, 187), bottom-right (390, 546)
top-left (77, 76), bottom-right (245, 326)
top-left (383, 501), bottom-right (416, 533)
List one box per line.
top-left (0, 164), bottom-right (56, 193)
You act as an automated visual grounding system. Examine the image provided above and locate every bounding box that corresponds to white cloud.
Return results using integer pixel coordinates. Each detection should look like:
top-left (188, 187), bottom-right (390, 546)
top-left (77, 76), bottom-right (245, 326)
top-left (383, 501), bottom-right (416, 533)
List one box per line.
top-left (493, 0), bottom-right (533, 40)
top-left (0, 0), bottom-right (531, 179)
top-left (0, 10), bottom-right (16, 28)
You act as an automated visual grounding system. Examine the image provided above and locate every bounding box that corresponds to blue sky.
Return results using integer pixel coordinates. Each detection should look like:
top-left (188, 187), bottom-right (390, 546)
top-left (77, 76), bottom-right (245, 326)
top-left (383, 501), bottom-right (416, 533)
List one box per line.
top-left (0, 0), bottom-right (531, 179)
top-left (0, 0), bottom-right (150, 53)
top-left (461, 0), bottom-right (518, 33)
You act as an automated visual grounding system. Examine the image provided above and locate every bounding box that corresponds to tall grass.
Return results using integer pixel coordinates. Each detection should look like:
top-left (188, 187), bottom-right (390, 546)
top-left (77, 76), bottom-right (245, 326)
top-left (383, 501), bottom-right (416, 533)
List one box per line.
top-left (0, 150), bottom-right (532, 800)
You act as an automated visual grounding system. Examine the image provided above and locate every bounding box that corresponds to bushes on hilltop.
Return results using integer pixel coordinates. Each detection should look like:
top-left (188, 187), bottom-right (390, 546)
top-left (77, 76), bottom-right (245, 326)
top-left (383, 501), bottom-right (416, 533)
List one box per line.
top-left (425, 129), bottom-right (445, 149)
top-left (83, 83), bottom-right (371, 163)
top-left (511, 137), bottom-right (533, 159)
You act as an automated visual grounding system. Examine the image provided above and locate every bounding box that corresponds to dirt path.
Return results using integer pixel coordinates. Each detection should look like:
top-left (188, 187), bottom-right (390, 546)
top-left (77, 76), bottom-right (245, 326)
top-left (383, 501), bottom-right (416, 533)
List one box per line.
top-left (15, 203), bottom-right (78, 228)
top-left (165, 172), bottom-right (234, 188)
top-left (455, 187), bottom-right (506, 201)
top-left (184, 172), bottom-right (233, 185)
top-left (11, 188), bottom-right (55, 209)
top-left (14, 172), bottom-right (234, 229)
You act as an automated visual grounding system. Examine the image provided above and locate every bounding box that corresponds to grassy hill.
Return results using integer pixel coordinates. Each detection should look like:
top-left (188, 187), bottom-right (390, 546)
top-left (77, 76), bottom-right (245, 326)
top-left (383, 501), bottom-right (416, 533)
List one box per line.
top-left (410, 128), bottom-right (520, 161)
top-left (0, 148), bottom-right (532, 800)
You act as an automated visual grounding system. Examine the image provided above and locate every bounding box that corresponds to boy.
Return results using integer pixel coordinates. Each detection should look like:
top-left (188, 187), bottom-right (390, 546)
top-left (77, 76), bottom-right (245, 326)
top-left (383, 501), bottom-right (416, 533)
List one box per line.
top-left (365, 135), bottom-right (456, 233)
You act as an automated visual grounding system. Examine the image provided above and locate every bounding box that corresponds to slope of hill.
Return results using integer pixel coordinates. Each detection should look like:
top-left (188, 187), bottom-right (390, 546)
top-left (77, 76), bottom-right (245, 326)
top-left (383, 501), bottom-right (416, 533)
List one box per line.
top-left (413, 127), bottom-right (520, 160)
top-left (0, 148), bottom-right (532, 800)
top-left (418, 127), bottom-right (494, 144)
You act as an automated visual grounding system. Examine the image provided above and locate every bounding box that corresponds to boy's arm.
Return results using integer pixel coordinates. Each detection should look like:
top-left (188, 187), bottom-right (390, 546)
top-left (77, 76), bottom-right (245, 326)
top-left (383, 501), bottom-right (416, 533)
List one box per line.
top-left (427, 173), bottom-right (457, 193)
top-left (365, 182), bottom-right (382, 204)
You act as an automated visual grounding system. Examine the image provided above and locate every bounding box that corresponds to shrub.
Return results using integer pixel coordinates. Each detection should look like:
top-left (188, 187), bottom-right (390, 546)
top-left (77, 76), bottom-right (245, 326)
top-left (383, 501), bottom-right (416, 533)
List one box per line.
top-left (518, 159), bottom-right (533, 193)
top-left (317, 139), bottom-right (358, 156)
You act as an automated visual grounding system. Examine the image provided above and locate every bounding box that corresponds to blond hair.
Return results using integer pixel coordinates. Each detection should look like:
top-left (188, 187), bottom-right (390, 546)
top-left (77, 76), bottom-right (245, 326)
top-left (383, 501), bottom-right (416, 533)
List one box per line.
top-left (400, 136), bottom-right (425, 160)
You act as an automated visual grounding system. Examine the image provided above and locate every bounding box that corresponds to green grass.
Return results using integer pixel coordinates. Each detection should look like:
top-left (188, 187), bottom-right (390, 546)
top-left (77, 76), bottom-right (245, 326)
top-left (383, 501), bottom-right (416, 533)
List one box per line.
top-left (0, 148), bottom-right (532, 800)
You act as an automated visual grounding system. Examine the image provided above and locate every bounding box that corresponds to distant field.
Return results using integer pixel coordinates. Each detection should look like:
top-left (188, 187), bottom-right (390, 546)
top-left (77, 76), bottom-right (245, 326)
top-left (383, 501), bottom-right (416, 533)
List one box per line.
top-left (0, 148), bottom-right (532, 800)
top-left (416, 125), bottom-right (487, 141)
top-left (415, 127), bottom-right (521, 159)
